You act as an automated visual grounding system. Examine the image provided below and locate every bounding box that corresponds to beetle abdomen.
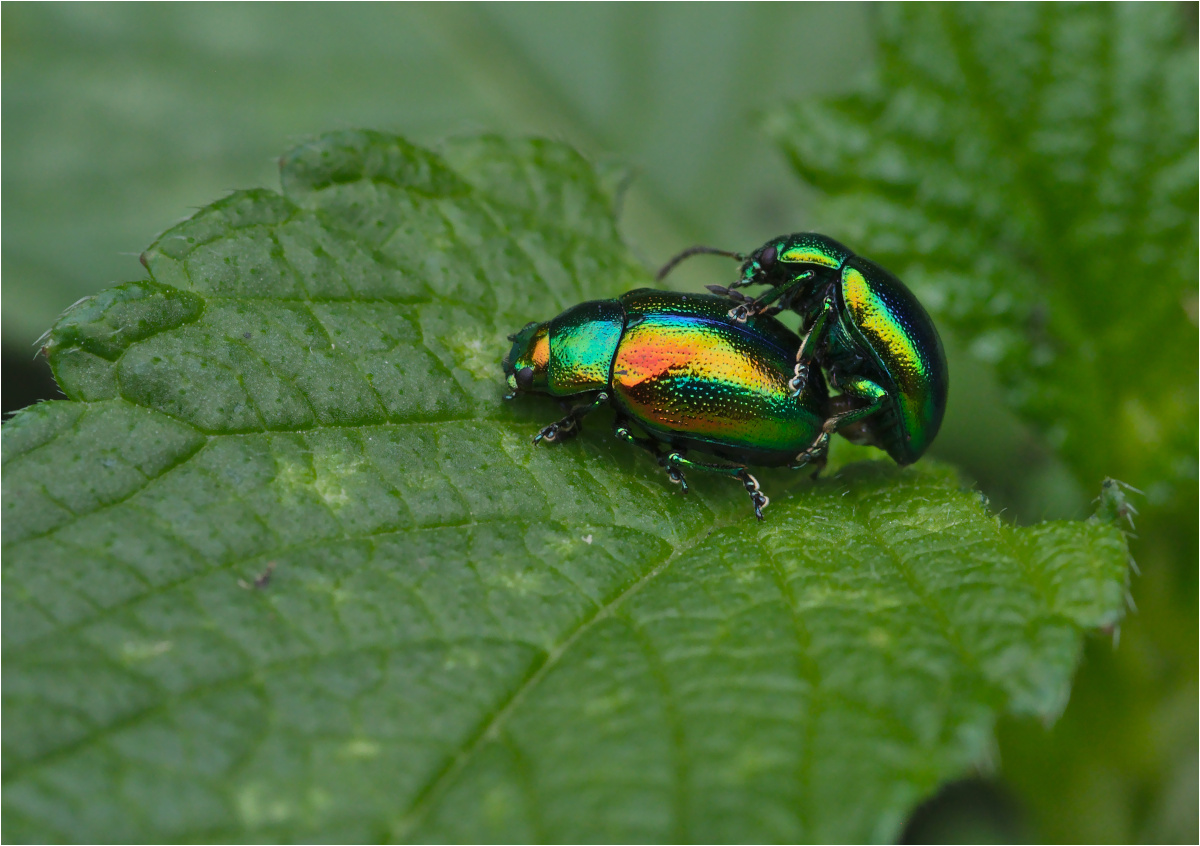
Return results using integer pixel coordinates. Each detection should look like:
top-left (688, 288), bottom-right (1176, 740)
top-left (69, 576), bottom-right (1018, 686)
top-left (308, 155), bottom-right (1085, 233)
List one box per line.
top-left (611, 310), bottom-right (823, 462)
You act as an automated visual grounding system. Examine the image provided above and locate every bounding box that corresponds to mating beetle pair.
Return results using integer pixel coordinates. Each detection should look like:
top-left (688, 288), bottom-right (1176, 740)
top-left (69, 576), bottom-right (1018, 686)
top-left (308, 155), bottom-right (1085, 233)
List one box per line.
top-left (503, 233), bottom-right (949, 519)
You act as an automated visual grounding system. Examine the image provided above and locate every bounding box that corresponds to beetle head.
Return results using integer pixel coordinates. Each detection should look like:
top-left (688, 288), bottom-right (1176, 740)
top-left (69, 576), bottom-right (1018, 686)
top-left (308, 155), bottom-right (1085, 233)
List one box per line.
top-left (739, 232), bottom-right (853, 289)
top-left (503, 321), bottom-right (551, 394)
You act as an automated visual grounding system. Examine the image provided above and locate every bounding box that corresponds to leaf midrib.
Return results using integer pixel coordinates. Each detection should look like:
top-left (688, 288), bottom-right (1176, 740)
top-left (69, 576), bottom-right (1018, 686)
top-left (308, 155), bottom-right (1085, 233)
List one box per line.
top-left (390, 507), bottom-right (751, 839)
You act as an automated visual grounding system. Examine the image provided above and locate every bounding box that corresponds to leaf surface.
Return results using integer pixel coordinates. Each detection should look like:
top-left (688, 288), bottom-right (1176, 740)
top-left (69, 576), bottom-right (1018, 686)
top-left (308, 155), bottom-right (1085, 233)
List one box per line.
top-left (2, 131), bottom-right (1130, 842)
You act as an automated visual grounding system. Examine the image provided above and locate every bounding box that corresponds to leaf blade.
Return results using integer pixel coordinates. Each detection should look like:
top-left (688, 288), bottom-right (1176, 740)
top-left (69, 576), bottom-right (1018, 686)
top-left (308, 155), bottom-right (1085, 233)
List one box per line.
top-left (3, 131), bottom-right (1130, 842)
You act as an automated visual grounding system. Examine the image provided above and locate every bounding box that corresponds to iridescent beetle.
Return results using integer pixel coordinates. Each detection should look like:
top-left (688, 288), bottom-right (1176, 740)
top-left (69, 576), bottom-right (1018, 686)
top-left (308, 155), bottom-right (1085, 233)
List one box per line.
top-left (503, 288), bottom-right (830, 519)
top-left (657, 233), bottom-right (949, 465)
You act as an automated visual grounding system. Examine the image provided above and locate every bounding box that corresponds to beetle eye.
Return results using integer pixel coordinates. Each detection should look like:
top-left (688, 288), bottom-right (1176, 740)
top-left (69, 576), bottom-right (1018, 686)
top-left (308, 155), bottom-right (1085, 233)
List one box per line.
top-left (515, 366), bottom-right (535, 390)
top-left (758, 246), bottom-right (777, 268)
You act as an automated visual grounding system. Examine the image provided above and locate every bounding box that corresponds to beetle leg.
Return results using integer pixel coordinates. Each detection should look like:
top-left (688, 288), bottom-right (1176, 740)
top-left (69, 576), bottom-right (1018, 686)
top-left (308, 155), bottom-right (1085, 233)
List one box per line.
top-left (534, 392), bottom-right (609, 444)
top-left (792, 378), bottom-right (888, 474)
top-left (789, 291), bottom-right (837, 397)
top-left (790, 433), bottom-right (831, 478)
top-left (725, 270), bottom-right (817, 323)
top-left (726, 281), bottom-right (794, 323)
top-left (738, 471), bottom-right (770, 521)
top-left (613, 421), bottom-right (688, 492)
top-left (663, 452), bottom-right (770, 521)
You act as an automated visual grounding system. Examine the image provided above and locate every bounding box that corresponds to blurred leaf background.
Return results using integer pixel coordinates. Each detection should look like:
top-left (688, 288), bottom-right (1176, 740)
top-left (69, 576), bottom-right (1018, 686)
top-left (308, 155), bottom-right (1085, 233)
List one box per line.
top-left (3, 3), bottom-right (1195, 842)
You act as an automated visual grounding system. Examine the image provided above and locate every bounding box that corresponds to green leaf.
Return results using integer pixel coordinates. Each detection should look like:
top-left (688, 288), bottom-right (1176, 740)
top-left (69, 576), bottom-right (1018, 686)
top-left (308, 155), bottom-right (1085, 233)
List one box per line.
top-left (766, 4), bottom-right (1198, 503)
top-left (3, 131), bottom-right (1130, 842)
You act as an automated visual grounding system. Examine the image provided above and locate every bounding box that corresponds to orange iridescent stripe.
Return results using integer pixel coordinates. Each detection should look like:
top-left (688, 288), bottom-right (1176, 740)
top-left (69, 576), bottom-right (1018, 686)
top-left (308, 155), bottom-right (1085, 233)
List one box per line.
top-left (612, 317), bottom-right (810, 450)
top-left (531, 330), bottom-right (550, 370)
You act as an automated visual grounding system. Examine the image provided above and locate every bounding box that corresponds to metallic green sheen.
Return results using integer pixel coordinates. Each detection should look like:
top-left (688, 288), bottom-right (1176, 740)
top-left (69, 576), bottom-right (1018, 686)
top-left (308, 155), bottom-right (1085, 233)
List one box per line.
top-left (744, 232), bottom-right (850, 284)
top-left (504, 289), bottom-right (828, 465)
top-left (613, 290), bottom-right (827, 464)
top-left (618, 288), bottom-right (804, 354)
top-left (834, 257), bottom-right (948, 464)
top-left (740, 233), bottom-right (949, 465)
top-left (546, 300), bottom-right (624, 395)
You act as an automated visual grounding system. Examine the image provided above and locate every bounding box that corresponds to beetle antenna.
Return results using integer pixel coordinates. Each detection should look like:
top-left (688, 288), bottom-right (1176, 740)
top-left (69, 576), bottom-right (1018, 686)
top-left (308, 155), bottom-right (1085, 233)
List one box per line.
top-left (656, 246), bottom-right (746, 282)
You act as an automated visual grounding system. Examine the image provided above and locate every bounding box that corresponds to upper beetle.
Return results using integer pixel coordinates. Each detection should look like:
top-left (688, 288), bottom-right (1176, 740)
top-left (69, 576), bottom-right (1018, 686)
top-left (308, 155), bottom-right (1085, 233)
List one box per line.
top-left (657, 233), bottom-right (948, 466)
top-left (503, 288), bottom-right (831, 519)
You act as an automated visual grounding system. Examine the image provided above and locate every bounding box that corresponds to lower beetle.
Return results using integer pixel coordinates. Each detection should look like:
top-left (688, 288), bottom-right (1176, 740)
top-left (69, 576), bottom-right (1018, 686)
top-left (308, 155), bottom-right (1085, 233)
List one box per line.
top-left (658, 233), bottom-right (949, 465)
top-left (502, 288), bottom-right (830, 520)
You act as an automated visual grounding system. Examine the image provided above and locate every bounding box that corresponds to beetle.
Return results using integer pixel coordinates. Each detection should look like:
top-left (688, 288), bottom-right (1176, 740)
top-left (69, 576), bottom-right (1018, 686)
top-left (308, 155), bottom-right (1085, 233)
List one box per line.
top-left (502, 288), bottom-right (832, 519)
top-left (656, 233), bottom-right (949, 466)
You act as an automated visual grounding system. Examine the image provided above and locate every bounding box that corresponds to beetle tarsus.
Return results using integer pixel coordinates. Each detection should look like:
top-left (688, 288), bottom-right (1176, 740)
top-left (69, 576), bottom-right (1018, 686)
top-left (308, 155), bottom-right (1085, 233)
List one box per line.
top-left (727, 293), bottom-right (780, 323)
top-left (791, 432), bottom-right (831, 475)
top-left (789, 362), bottom-right (810, 397)
top-left (738, 470), bottom-right (770, 520)
top-left (728, 303), bottom-right (753, 323)
top-left (534, 418), bottom-right (577, 444)
top-left (662, 452), bottom-right (692, 494)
